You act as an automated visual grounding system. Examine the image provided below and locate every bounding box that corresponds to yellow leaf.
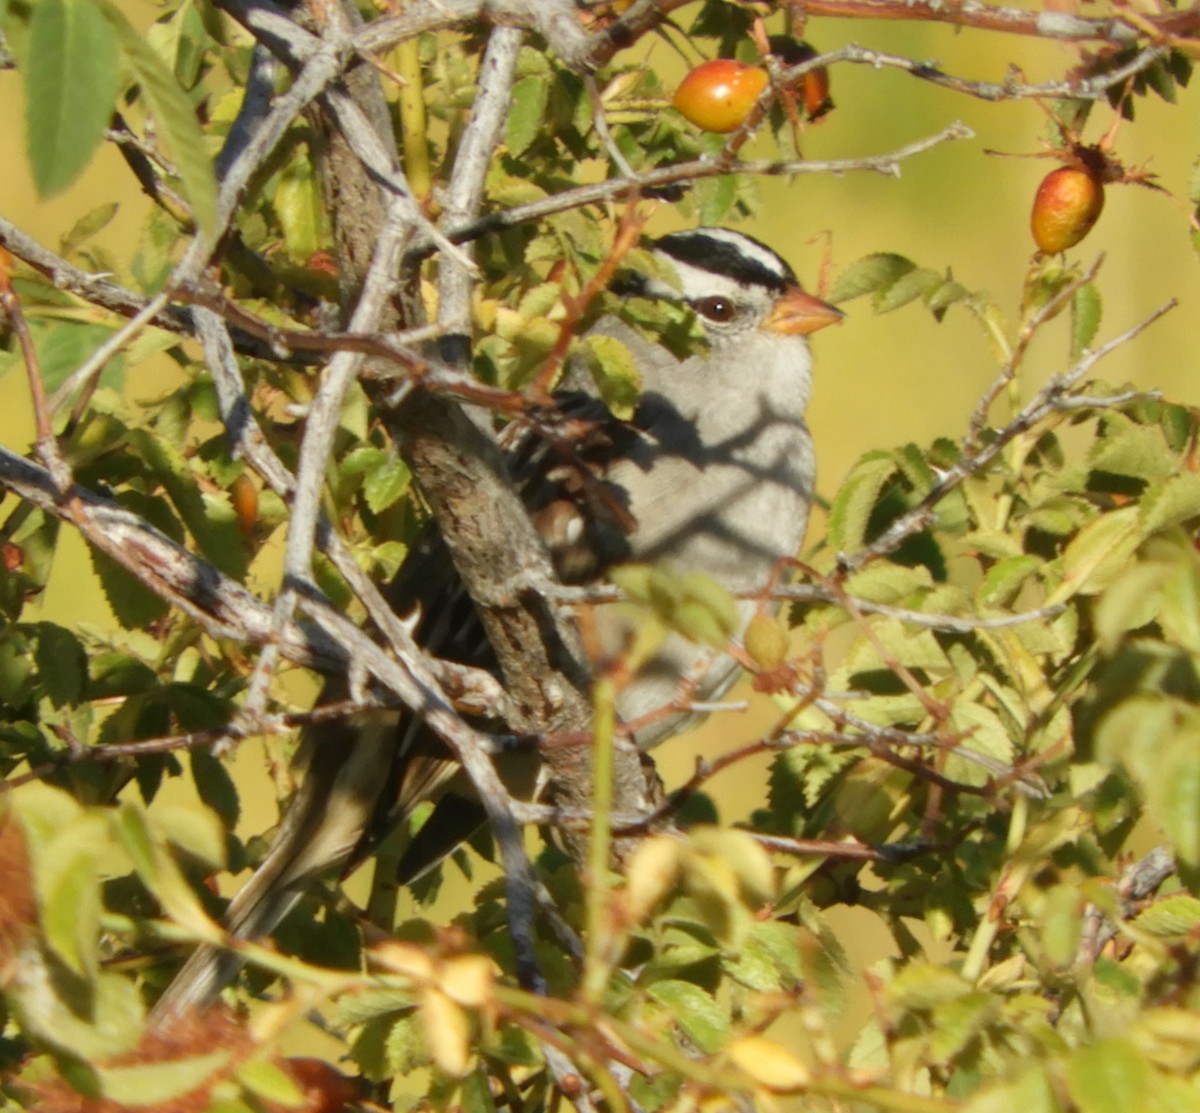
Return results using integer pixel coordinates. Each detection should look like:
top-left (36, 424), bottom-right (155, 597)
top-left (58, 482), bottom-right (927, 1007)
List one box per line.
top-left (439, 954), bottom-right (495, 1008)
top-left (726, 1036), bottom-right (810, 1092)
top-left (420, 987), bottom-right (472, 1077)
top-left (625, 835), bottom-right (683, 923)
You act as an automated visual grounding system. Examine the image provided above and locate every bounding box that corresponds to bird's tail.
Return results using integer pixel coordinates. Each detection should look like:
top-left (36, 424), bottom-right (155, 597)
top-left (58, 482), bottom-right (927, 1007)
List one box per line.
top-left (150, 713), bottom-right (401, 1022)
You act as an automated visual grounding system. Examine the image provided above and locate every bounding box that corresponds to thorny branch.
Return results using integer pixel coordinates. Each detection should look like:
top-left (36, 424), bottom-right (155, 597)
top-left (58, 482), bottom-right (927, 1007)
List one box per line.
top-left (836, 297), bottom-right (1177, 575)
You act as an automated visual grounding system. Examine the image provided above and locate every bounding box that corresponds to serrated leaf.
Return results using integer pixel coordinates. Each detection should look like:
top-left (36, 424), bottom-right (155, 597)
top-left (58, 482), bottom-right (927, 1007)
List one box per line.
top-left (828, 254), bottom-right (916, 304)
top-left (99, 0), bottom-right (217, 237)
top-left (1090, 415), bottom-right (1175, 482)
top-left (36, 322), bottom-right (125, 393)
top-left (1135, 894), bottom-right (1200, 937)
top-left (926, 276), bottom-right (970, 317)
top-left (979, 554), bottom-right (1042, 607)
top-left (888, 962), bottom-right (971, 1008)
top-left (129, 429), bottom-right (247, 579)
top-left (33, 622), bottom-right (86, 707)
top-left (506, 75), bottom-right (548, 157)
top-left (1093, 561), bottom-right (1166, 649)
top-left (516, 282), bottom-right (563, 320)
top-left (23, 0), bottom-right (120, 196)
top-left (930, 991), bottom-right (998, 1062)
top-left (362, 456), bottom-right (412, 515)
top-left (1071, 282), bottom-right (1102, 355)
top-left (873, 267), bottom-right (941, 314)
top-left (385, 1010), bottom-right (431, 1075)
top-left (189, 748), bottom-right (240, 832)
top-left (1159, 551), bottom-right (1200, 653)
top-left (90, 549), bottom-right (171, 629)
top-left (827, 453), bottom-right (897, 553)
top-left (647, 980), bottom-right (730, 1053)
top-left (1168, 49), bottom-right (1193, 87)
top-left (1141, 473), bottom-right (1200, 535)
top-left (579, 333), bottom-right (642, 419)
top-left (697, 173), bottom-right (739, 226)
top-left (1143, 58), bottom-right (1177, 103)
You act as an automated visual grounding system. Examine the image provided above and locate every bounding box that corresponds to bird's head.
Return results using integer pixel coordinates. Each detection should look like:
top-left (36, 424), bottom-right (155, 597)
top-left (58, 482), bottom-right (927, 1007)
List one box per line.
top-left (639, 227), bottom-right (843, 349)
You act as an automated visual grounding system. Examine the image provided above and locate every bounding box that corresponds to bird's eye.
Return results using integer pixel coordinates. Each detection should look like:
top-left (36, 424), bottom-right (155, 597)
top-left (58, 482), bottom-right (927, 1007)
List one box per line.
top-left (693, 296), bottom-right (737, 323)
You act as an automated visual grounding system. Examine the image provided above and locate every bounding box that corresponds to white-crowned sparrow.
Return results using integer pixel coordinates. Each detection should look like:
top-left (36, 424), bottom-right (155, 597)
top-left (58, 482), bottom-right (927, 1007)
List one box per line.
top-left (153, 227), bottom-right (841, 1016)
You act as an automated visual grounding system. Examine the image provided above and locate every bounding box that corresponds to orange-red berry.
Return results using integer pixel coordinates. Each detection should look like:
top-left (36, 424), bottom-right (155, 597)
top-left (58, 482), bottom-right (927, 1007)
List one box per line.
top-left (1031, 166), bottom-right (1105, 254)
top-left (230, 474), bottom-right (259, 537)
top-left (672, 59), bottom-right (769, 134)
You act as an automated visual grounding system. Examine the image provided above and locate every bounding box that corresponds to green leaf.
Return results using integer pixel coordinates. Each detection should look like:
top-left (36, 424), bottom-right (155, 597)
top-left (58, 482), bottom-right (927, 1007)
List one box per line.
top-left (929, 991), bottom-right (997, 1063)
top-left (90, 549), bottom-right (171, 629)
top-left (1056, 506), bottom-right (1142, 598)
top-left (888, 962), bottom-right (972, 1008)
top-left (873, 267), bottom-right (942, 314)
top-left (23, 0), bottom-right (120, 196)
top-left (35, 322), bottom-right (125, 393)
top-left (979, 554), bottom-right (1041, 607)
top-left (1141, 473), bottom-right (1200, 535)
top-left (112, 803), bottom-right (218, 934)
top-left (697, 173), bottom-right (739, 226)
top-left (646, 980), bottom-right (730, 1053)
top-left (1143, 58), bottom-right (1177, 103)
top-left (236, 1059), bottom-right (305, 1107)
top-left (579, 333), bottom-right (642, 419)
top-left (926, 275), bottom-right (970, 319)
top-left (275, 156), bottom-right (327, 261)
top-left (385, 1010), bottom-right (432, 1075)
top-left (60, 202), bottom-right (120, 256)
top-left (827, 453), bottom-right (897, 553)
top-left (1067, 1038), bottom-right (1151, 1113)
top-left (363, 456), bottom-right (412, 515)
top-left (100, 1051), bottom-right (232, 1106)
top-left (98, 0), bottom-right (218, 237)
top-left (1093, 561), bottom-right (1166, 648)
top-left (828, 254), bottom-right (916, 304)
top-left (33, 622), bottom-right (86, 707)
top-left (1071, 282), bottom-right (1102, 355)
top-left (41, 827), bottom-right (103, 977)
top-left (1160, 738), bottom-right (1200, 867)
top-left (516, 282), bottom-right (563, 320)
top-left (1089, 418), bottom-right (1176, 483)
top-left (506, 75), bottom-right (548, 157)
top-left (129, 429), bottom-right (247, 579)
top-left (158, 797), bottom-right (225, 880)
top-left (461, 1069), bottom-right (499, 1113)
top-left (1134, 894), bottom-right (1200, 937)
top-left (190, 748), bottom-right (241, 833)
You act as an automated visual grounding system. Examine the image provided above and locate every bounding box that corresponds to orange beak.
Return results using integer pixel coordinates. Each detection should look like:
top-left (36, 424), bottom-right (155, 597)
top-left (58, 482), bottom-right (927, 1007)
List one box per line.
top-left (765, 285), bottom-right (844, 336)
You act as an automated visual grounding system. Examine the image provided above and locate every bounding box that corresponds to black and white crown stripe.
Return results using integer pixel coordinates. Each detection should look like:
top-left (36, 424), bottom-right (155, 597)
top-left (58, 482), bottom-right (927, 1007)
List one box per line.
top-left (653, 228), bottom-right (797, 294)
